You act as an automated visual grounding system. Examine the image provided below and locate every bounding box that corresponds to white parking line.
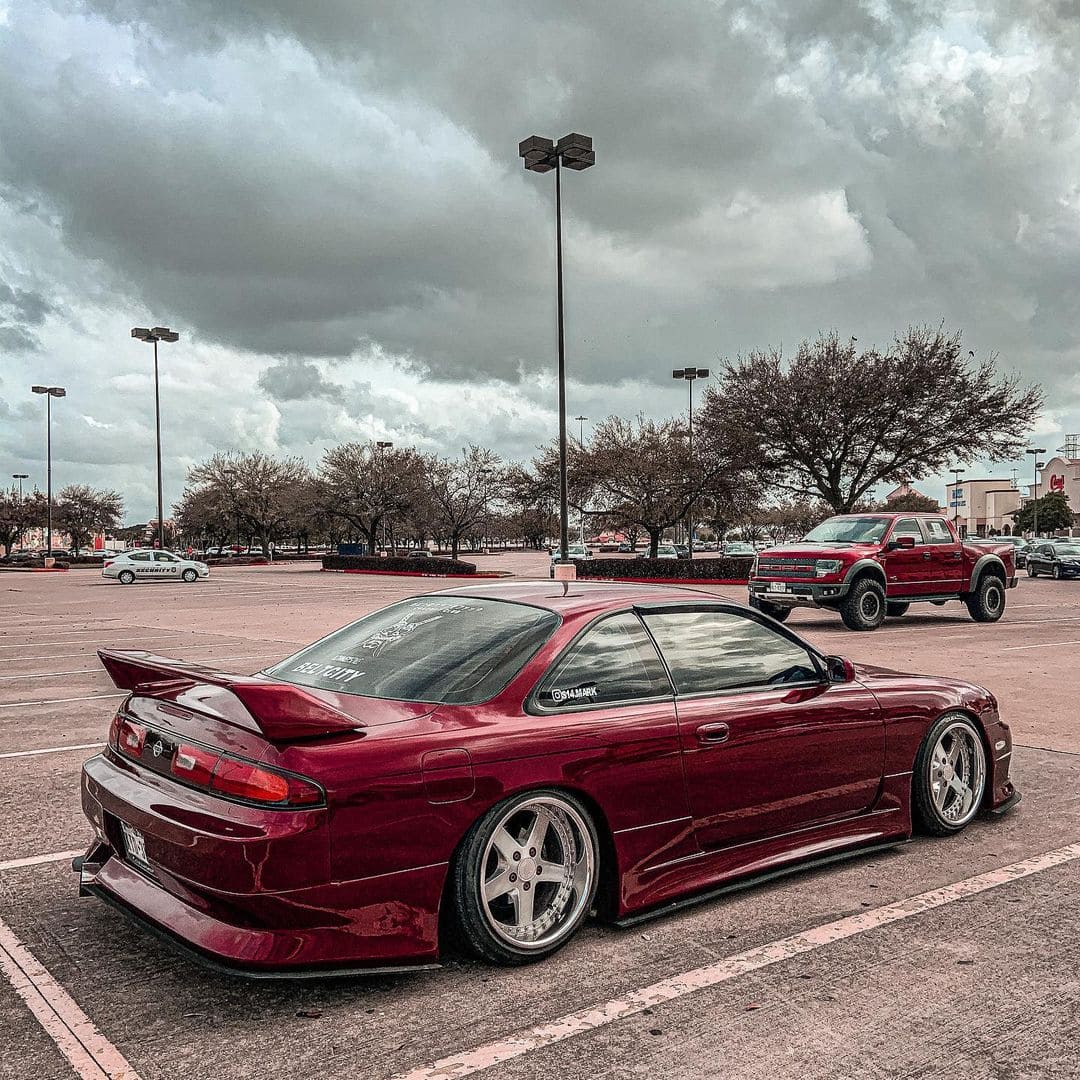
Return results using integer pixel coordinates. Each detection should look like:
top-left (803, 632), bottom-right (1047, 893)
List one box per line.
top-left (0, 743), bottom-right (101, 760)
top-left (0, 912), bottom-right (143, 1080)
top-left (391, 842), bottom-right (1080, 1080)
top-left (0, 694), bottom-right (125, 710)
top-left (0, 849), bottom-right (83, 871)
top-left (1003, 639), bottom-right (1080, 651)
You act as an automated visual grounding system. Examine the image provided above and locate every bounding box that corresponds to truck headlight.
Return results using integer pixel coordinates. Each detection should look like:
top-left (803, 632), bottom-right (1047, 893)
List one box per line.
top-left (815, 559), bottom-right (842, 577)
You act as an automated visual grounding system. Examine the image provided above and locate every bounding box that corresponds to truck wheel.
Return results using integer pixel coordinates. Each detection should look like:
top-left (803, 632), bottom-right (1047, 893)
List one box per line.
top-left (885, 602), bottom-right (910, 617)
top-left (839, 578), bottom-right (886, 631)
top-left (748, 596), bottom-right (791, 623)
top-left (966, 574), bottom-right (1006, 622)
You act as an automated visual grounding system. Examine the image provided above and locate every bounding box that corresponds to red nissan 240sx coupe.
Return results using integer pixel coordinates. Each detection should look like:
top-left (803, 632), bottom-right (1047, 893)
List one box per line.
top-left (76, 582), bottom-right (1019, 975)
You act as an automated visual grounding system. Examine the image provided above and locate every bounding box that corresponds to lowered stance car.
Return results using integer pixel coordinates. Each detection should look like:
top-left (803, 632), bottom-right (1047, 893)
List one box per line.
top-left (75, 582), bottom-right (1019, 975)
top-left (103, 549), bottom-right (209, 584)
top-left (748, 513), bottom-right (1017, 630)
top-left (1026, 540), bottom-right (1080, 579)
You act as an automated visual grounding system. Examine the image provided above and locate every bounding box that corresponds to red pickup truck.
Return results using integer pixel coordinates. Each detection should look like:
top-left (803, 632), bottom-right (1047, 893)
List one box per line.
top-left (748, 512), bottom-right (1017, 630)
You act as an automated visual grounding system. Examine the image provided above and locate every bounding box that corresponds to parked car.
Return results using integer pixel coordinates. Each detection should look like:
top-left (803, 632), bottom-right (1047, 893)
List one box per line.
top-left (639, 544), bottom-right (679, 560)
top-left (748, 513), bottom-right (1017, 631)
top-left (1026, 541), bottom-right (1080, 579)
top-left (723, 542), bottom-right (756, 556)
top-left (77, 582), bottom-right (1019, 974)
top-left (0, 550), bottom-right (39, 565)
top-left (102, 549), bottom-right (209, 584)
top-left (548, 543), bottom-right (592, 578)
top-left (617, 542), bottom-right (634, 553)
top-left (974, 535), bottom-right (1029, 569)
top-left (672, 544), bottom-right (691, 560)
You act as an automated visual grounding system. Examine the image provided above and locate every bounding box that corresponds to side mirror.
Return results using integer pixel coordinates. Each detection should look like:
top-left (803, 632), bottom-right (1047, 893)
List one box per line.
top-left (888, 535), bottom-right (916, 550)
top-left (827, 655), bottom-right (856, 683)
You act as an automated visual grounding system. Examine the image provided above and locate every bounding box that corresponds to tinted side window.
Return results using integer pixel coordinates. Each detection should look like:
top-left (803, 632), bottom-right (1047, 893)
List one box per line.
top-left (155, 552), bottom-right (179, 563)
top-left (642, 610), bottom-right (821, 695)
top-left (892, 518), bottom-right (922, 541)
top-left (924, 518), bottom-right (954, 544)
top-left (534, 613), bottom-right (671, 709)
top-left (128, 552), bottom-right (151, 562)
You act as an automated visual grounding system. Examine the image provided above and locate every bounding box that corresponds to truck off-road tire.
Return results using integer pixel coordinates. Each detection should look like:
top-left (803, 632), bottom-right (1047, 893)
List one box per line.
top-left (748, 596), bottom-right (791, 623)
top-left (839, 577), bottom-right (886, 631)
top-left (965, 573), bottom-right (1006, 622)
top-left (885, 602), bottom-right (910, 617)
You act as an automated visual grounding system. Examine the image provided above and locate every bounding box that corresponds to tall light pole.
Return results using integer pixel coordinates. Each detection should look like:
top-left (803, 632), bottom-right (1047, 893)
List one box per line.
top-left (573, 416), bottom-right (588, 543)
top-left (949, 467), bottom-right (966, 533)
top-left (375, 441), bottom-right (393, 553)
top-left (1027, 447), bottom-right (1046, 538)
top-left (31, 386), bottom-right (65, 554)
top-left (131, 327), bottom-right (179, 550)
top-left (11, 474), bottom-right (29, 552)
top-left (673, 367), bottom-right (710, 560)
top-left (519, 132), bottom-right (595, 573)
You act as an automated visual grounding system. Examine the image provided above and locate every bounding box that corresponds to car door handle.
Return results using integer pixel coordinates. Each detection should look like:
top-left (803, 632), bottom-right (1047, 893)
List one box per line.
top-left (696, 722), bottom-right (730, 745)
top-left (922, 551), bottom-right (932, 559)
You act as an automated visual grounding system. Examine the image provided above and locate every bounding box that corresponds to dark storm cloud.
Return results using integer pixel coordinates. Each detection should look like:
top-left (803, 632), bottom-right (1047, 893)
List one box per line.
top-left (1, 0), bottom-right (1079, 523)
top-left (257, 357), bottom-right (342, 401)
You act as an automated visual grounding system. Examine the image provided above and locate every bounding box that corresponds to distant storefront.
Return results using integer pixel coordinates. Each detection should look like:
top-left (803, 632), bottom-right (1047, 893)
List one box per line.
top-left (946, 479), bottom-right (1022, 538)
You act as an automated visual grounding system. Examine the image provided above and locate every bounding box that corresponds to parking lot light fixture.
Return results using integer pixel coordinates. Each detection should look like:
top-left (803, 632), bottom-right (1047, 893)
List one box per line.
top-left (132, 326), bottom-right (180, 550)
top-left (31, 385), bottom-right (65, 555)
top-left (12, 473), bottom-right (28, 498)
top-left (673, 367), bottom-right (710, 560)
top-left (519, 132), bottom-right (595, 571)
top-left (1026, 448), bottom-right (1046, 538)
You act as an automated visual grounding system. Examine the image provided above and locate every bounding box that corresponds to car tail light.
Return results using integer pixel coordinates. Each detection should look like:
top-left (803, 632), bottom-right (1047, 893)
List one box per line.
top-left (210, 758), bottom-right (323, 806)
top-left (104, 560), bottom-right (113, 567)
top-left (171, 743), bottom-right (220, 787)
top-left (117, 718), bottom-right (147, 756)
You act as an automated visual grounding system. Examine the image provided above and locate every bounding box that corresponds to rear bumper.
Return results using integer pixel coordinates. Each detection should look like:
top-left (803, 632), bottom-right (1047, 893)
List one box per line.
top-left (79, 754), bottom-right (445, 973)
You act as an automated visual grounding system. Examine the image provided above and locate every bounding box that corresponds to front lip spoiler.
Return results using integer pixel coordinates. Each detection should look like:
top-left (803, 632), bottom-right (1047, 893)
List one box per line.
top-left (77, 872), bottom-right (440, 981)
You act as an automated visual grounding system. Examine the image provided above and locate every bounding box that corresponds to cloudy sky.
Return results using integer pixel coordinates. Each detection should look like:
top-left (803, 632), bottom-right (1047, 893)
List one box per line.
top-left (1, 0), bottom-right (1078, 522)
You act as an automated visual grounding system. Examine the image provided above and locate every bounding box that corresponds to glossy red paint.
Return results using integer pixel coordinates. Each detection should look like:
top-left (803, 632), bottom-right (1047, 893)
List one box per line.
top-left (77, 581), bottom-right (1017, 974)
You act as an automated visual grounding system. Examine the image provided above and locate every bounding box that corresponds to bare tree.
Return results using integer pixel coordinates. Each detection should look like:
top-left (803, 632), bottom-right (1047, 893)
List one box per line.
top-left (0, 486), bottom-right (48, 554)
top-left (186, 452), bottom-right (309, 557)
top-left (318, 442), bottom-right (425, 555)
top-left (702, 326), bottom-right (1044, 514)
top-left (424, 445), bottom-right (501, 560)
top-left (56, 484), bottom-right (124, 554)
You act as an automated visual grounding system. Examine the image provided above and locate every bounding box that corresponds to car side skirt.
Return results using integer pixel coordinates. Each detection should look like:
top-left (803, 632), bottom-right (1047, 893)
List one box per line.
top-left (610, 837), bottom-right (909, 928)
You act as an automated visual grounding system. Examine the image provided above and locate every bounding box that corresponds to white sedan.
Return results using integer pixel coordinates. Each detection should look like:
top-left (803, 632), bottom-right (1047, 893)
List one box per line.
top-left (102, 550), bottom-right (209, 584)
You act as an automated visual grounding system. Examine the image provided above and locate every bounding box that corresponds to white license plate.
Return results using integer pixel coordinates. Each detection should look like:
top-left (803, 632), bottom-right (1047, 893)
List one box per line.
top-left (767, 582), bottom-right (789, 593)
top-left (120, 821), bottom-right (150, 869)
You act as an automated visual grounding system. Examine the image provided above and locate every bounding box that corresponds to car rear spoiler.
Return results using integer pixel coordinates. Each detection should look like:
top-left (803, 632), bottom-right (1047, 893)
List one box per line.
top-left (97, 650), bottom-right (360, 742)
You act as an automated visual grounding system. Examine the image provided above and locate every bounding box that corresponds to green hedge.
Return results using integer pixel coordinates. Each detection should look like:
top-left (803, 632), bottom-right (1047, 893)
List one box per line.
top-left (323, 554), bottom-right (479, 575)
top-left (576, 556), bottom-right (754, 582)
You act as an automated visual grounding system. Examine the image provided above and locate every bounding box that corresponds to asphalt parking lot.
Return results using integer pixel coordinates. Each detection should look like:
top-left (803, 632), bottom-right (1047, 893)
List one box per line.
top-left (1, 558), bottom-right (1079, 1080)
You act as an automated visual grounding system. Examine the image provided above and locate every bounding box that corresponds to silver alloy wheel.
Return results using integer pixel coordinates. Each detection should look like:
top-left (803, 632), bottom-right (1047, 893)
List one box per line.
top-left (859, 589), bottom-right (882, 621)
top-left (479, 796), bottom-right (595, 952)
top-left (929, 720), bottom-right (986, 827)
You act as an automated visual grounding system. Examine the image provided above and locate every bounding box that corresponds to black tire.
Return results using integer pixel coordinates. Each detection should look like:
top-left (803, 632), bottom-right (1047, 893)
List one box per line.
top-left (450, 789), bottom-right (600, 966)
top-left (885, 601), bottom-right (910, 617)
top-left (1027, 565), bottom-right (1038, 578)
top-left (118, 570), bottom-right (135, 585)
top-left (912, 712), bottom-right (988, 836)
top-left (839, 577), bottom-right (886, 630)
top-left (1052, 564), bottom-right (1062, 580)
top-left (182, 568), bottom-right (198, 582)
top-left (748, 595), bottom-right (791, 623)
top-left (965, 573), bottom-right (1006, 622)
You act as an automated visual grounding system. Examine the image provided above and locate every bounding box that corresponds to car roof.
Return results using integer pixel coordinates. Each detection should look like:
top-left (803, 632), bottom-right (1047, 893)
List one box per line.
top-left (438, 580), bottom-right (724, 617)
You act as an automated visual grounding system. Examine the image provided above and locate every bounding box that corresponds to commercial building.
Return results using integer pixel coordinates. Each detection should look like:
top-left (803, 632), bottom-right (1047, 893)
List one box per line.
top-left (947, 479), bottom-right (1022, 538)
top-left (1036, 438), bottom-right (1080, 535)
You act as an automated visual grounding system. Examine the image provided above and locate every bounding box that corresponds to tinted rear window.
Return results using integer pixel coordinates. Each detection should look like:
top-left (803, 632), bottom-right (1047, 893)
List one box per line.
top-left (264, 597), bottom-right (560, 705)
